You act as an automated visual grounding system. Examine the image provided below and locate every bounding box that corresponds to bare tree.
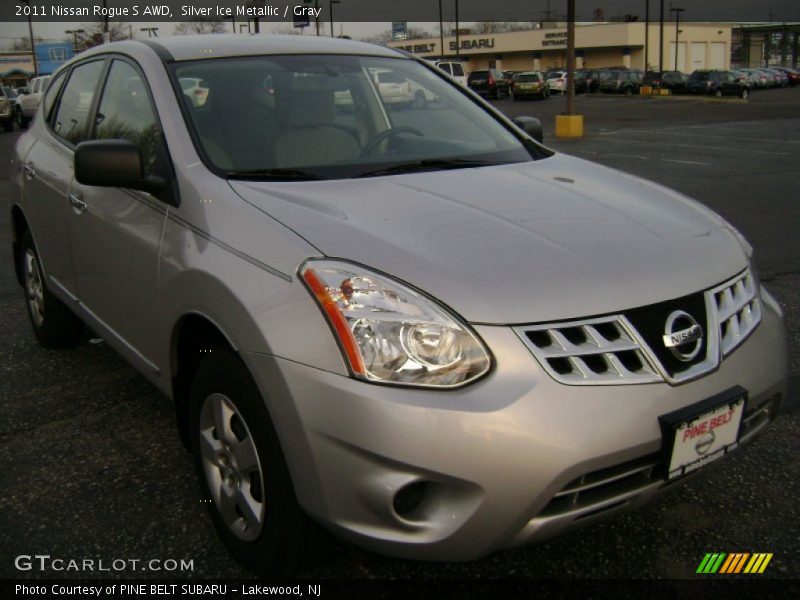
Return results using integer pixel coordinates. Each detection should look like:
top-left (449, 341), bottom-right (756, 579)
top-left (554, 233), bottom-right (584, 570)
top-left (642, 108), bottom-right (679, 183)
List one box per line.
top-left (362, 26), bottom-right (434, 47)
top-left (76, 21), bottom-right (131, 50)
top-left (471, 22), bottom-right (539, 34)
top-left (8, 36), bottom-right (46, 52)
top-left (174, 19), bottom-right (226, 35)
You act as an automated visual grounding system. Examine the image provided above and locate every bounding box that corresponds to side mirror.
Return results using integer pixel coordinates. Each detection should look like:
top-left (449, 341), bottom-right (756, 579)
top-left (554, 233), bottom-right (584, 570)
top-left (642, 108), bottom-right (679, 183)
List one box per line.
top-left (75, 139), bottom-right (166, 195)
top-left (512, 116), bottom-right (544, 144)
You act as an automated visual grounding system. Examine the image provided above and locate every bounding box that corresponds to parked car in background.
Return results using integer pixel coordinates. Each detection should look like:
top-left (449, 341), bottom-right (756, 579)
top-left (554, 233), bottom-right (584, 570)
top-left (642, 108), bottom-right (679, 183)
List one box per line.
top-left (15, 75), bottom-right (51, 128)
top-left (764, 68), bottom-right (789, 87)
top-left (0, 86), bottom-right (15, 131)
top-left (574, 69), bottom-right (601, 93)
top-left (545, 70), bottom-right (568, 94)
top-left (755, 68), bottom-right (778, 88)
top-left (643, 71), bottom-right (688, 94)
top-left (733, 69), bottom-right (755, 88)
top-left (510, 71), bottom-right (549, 100)
top-left (467, 68), bottom-right (508, 99)
top-left (434, 61), bottom-right (467, 86)
top-left (599, 69), bottom-right (644, 95)
top-left (179, 77), bottom-right (210, 107)
top-left (503, 71), bottom-right (518, 90)
top-left (687, 70), bottom-right (750, 98)
top-left (771, 66), bottom-right (799, 86)
top-left (371, 68), bottom-right (414, 107)
top-left (740, 68), bottom-right (769, 88)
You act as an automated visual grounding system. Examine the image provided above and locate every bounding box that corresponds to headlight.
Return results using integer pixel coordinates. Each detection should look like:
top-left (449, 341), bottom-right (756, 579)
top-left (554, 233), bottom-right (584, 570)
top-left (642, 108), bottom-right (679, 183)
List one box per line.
top-left (301, 260), bottom-right (491, 388)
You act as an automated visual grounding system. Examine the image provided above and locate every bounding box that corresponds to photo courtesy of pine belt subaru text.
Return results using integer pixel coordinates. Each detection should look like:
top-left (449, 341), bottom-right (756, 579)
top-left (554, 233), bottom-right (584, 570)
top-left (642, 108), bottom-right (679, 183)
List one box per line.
top-left (8, 35), bottom-right (788, 575)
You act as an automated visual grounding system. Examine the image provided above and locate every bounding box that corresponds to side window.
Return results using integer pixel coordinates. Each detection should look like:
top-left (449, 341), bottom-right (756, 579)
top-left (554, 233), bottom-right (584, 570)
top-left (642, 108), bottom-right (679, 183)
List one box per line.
top-left (42, 71), bottom-right (67, 122)
top-left (53, 60), bottom-right (104, 145)
top-left (438, 63), bottom-right (452, 75)
top-left (452, 64), bottom-right (464, 77)
top-left (93, 60), bottom-right (165, 178)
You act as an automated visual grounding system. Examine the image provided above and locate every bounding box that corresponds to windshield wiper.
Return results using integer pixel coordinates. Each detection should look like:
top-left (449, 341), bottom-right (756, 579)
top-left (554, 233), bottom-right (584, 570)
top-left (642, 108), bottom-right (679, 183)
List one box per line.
top-left (226, 168), bottom-right (323, 181)
top-left (354, 158), bottom-right (498, 179)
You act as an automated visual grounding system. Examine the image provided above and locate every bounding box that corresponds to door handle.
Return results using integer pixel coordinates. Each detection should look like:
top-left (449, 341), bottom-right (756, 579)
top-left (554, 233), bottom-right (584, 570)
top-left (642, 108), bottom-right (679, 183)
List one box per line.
top-left (69, 193), bottom-right (87, 213)
top-left (23, 164), bottom-right (35, 180)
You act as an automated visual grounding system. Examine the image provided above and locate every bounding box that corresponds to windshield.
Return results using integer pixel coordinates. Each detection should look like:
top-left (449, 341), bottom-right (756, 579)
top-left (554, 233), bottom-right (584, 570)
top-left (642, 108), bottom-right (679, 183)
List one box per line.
top-left (173, 55), bottom-right (541, 180)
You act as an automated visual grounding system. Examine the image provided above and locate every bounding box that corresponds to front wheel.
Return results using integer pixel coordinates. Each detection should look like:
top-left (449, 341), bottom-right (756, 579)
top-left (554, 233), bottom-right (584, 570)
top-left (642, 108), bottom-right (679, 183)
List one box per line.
top-left (20, 231), bottom-right (83, 348)
top-left (190, 349), bottom-right (317, 576)
top-left (714, 89), bottom-right (723, 98)
top-left (741, 88), bottom-right (750, 100)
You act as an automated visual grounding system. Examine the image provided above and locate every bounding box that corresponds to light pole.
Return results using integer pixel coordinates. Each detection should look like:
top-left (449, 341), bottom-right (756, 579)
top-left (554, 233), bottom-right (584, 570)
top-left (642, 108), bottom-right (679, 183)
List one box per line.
top-left (671, 7), bottom-right (685, 71)
top-left (659, 0), bottom-right (665, 72)
top-left (566, 0), bottom-right (576, 115)
top-left (329, 1), bottom-right (340, 38)
top-left (455, 0), bottom-right (460, 60)
top-left (65, 29), bottom-right (85, 53)
top-left (438, 0), bottom-right (444, 59)
top-left (644, 0), bottom-right (649, 73)
top-left (19, 0), bottom-right (38, 77)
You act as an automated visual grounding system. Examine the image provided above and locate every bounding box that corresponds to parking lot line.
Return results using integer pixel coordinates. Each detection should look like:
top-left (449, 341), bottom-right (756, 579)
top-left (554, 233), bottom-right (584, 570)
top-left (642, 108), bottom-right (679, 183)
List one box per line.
top-left (661, 159), bottom-right (711, 167)
top-left (596, 137), bottom-right (792, 156)
top-left (599, 128), bottom-right (800, 145)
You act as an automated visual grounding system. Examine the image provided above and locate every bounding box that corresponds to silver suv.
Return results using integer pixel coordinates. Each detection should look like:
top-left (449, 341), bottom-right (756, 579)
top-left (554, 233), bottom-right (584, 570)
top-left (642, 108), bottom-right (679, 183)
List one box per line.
top-left (9, 36), bottom-right (787, 574)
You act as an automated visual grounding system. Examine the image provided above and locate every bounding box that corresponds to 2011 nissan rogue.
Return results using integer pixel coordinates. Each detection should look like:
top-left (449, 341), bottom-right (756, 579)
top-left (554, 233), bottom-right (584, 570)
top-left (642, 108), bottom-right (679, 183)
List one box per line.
top-left (8, 36), bottom-right (787, 574)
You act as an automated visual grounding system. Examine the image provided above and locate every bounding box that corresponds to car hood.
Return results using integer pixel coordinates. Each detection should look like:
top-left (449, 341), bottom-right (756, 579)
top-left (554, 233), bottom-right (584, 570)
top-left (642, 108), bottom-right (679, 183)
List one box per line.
top-left (230, 153), bottom-right (747, 324)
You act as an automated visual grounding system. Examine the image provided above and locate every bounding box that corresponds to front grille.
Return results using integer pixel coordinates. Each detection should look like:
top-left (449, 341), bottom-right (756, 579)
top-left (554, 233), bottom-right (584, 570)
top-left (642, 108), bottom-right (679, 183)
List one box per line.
top-left (537, 392), bottom-right (779, 521)
top-left (516, 316), bottom-right (661, 385)
top-left (539, 453), bottom-right (664, 518)
top-left (625, 292), bottom-right (709, 378)
top-left (516, 268), bottom-right (760, 386)
top-left (709, 270), bottom-right (761, 357)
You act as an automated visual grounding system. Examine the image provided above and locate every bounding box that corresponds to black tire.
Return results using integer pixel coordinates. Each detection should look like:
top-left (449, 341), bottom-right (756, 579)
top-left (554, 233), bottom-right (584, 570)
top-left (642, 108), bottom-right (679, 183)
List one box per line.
top-left (15, 106), bottom-right (29, 129)
top-left (2, 119), bottom-right (12, 133)
top-left (714, 89), bottom-right (723, 98)
top-left (741, 88), bottom-right (749, 100)
top-left (624, 86), bottom-right (633, 96)
top-left (20, 231), bottom-right (83, 348)
top-left (511, 92), bottom-right (518, 101)
top-left (189, 348), bottom-right (317, 576)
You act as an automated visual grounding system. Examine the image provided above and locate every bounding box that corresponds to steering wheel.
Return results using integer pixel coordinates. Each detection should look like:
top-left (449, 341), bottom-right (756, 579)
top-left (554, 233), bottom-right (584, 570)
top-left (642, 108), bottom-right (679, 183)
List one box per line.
top-left (360, 126), bottom-right (424, 157)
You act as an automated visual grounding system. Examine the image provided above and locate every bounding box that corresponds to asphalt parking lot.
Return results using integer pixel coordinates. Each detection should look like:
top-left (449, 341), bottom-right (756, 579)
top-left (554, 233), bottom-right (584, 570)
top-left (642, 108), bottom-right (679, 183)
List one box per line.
top-left (1, 87), bottom-right (798, 581)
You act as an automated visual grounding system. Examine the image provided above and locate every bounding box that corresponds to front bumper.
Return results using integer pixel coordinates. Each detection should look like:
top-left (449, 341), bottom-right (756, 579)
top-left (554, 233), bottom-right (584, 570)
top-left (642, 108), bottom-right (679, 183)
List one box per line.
top-left (243, 287), bottom-right (787, 561)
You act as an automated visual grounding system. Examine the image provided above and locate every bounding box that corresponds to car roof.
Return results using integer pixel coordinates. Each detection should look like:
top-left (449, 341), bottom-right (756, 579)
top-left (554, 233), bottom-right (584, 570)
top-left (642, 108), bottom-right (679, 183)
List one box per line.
top-left (78, 33), bottom-right (402, 63)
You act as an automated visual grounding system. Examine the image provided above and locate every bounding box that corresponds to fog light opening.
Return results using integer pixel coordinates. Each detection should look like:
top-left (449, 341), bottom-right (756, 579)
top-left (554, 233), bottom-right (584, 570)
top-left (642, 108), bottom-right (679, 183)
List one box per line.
top-left (392, 481), bottom-right (429, 520)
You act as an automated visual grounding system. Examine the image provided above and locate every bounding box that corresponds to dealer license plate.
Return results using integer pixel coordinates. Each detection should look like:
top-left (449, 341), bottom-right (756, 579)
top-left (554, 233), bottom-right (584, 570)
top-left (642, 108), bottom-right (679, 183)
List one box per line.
top-left (659, 388), bottom-right (746, 481)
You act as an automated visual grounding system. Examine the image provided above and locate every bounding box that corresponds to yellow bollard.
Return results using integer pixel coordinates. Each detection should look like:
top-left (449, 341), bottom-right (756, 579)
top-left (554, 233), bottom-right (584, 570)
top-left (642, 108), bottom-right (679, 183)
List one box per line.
top-left (555, 114), bottom-right (584, 138)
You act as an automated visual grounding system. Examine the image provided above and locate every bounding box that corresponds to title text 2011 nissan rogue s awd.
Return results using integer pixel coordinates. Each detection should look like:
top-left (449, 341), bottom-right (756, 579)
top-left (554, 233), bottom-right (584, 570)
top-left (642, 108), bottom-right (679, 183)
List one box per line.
top-left (8, 36), bottom-right (787, 575)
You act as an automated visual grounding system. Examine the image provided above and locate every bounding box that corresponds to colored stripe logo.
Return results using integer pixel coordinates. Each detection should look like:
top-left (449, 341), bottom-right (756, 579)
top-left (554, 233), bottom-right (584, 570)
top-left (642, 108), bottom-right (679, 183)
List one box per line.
top-left (697, 553), bottom-right (773, 574)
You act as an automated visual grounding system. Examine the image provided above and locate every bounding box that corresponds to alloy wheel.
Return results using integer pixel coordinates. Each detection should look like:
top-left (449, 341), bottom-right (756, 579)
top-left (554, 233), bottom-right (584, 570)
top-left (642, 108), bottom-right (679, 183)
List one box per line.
top-left (24, 249), bottom-right (44, 327)
top-left (199, 392), bottom-right (266, 542)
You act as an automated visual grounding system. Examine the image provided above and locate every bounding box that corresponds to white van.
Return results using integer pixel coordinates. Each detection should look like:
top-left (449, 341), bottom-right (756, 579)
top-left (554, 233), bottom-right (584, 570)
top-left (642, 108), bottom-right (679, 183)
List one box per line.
top-left (434, 61), bottom-right (467, 86)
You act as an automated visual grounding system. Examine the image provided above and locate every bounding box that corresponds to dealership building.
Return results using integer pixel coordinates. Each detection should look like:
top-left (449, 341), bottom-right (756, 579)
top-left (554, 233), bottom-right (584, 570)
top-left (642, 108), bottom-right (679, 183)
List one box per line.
top-left (389, 22), bottom-right (734, 73)
top-left (0, 43), bottom-right (74, 87)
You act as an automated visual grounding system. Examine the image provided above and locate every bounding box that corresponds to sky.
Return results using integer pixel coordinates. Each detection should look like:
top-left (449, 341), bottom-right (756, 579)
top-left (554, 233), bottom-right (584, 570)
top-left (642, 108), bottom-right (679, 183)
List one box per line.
top-left (0, 21), bottom-right (402, 50)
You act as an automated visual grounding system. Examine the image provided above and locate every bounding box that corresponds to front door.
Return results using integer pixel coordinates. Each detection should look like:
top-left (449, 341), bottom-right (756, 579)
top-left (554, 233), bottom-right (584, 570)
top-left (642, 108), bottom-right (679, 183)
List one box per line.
top-left (67, 58), bottom-right (171, 374)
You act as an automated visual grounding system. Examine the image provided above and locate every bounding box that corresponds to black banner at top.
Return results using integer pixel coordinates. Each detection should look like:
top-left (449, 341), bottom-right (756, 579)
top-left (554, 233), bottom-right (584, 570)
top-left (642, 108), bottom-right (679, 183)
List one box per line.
top-left (3, 0), bottom-right (800, 23)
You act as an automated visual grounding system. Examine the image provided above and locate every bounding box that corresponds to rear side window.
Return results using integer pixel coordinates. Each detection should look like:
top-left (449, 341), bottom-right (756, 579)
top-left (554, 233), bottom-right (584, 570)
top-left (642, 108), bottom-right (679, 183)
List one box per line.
top-left (53, 60), bottom-right (105, 145)
top-left (452, 64), bottom-right (464, 77)
top-left (438, 63), bottom-right (452, 75)
top-left (93, 60), bottom-right (165, 178)
top-left (42, 71), bottom-right (67, 122)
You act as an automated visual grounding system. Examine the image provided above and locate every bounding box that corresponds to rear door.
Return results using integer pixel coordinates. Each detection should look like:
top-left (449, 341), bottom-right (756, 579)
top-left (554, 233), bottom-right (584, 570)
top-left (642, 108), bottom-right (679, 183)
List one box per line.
top-left (67, 58), bottom-right (171, 374)
top-left (21, 64), bottom-right (99, 298)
